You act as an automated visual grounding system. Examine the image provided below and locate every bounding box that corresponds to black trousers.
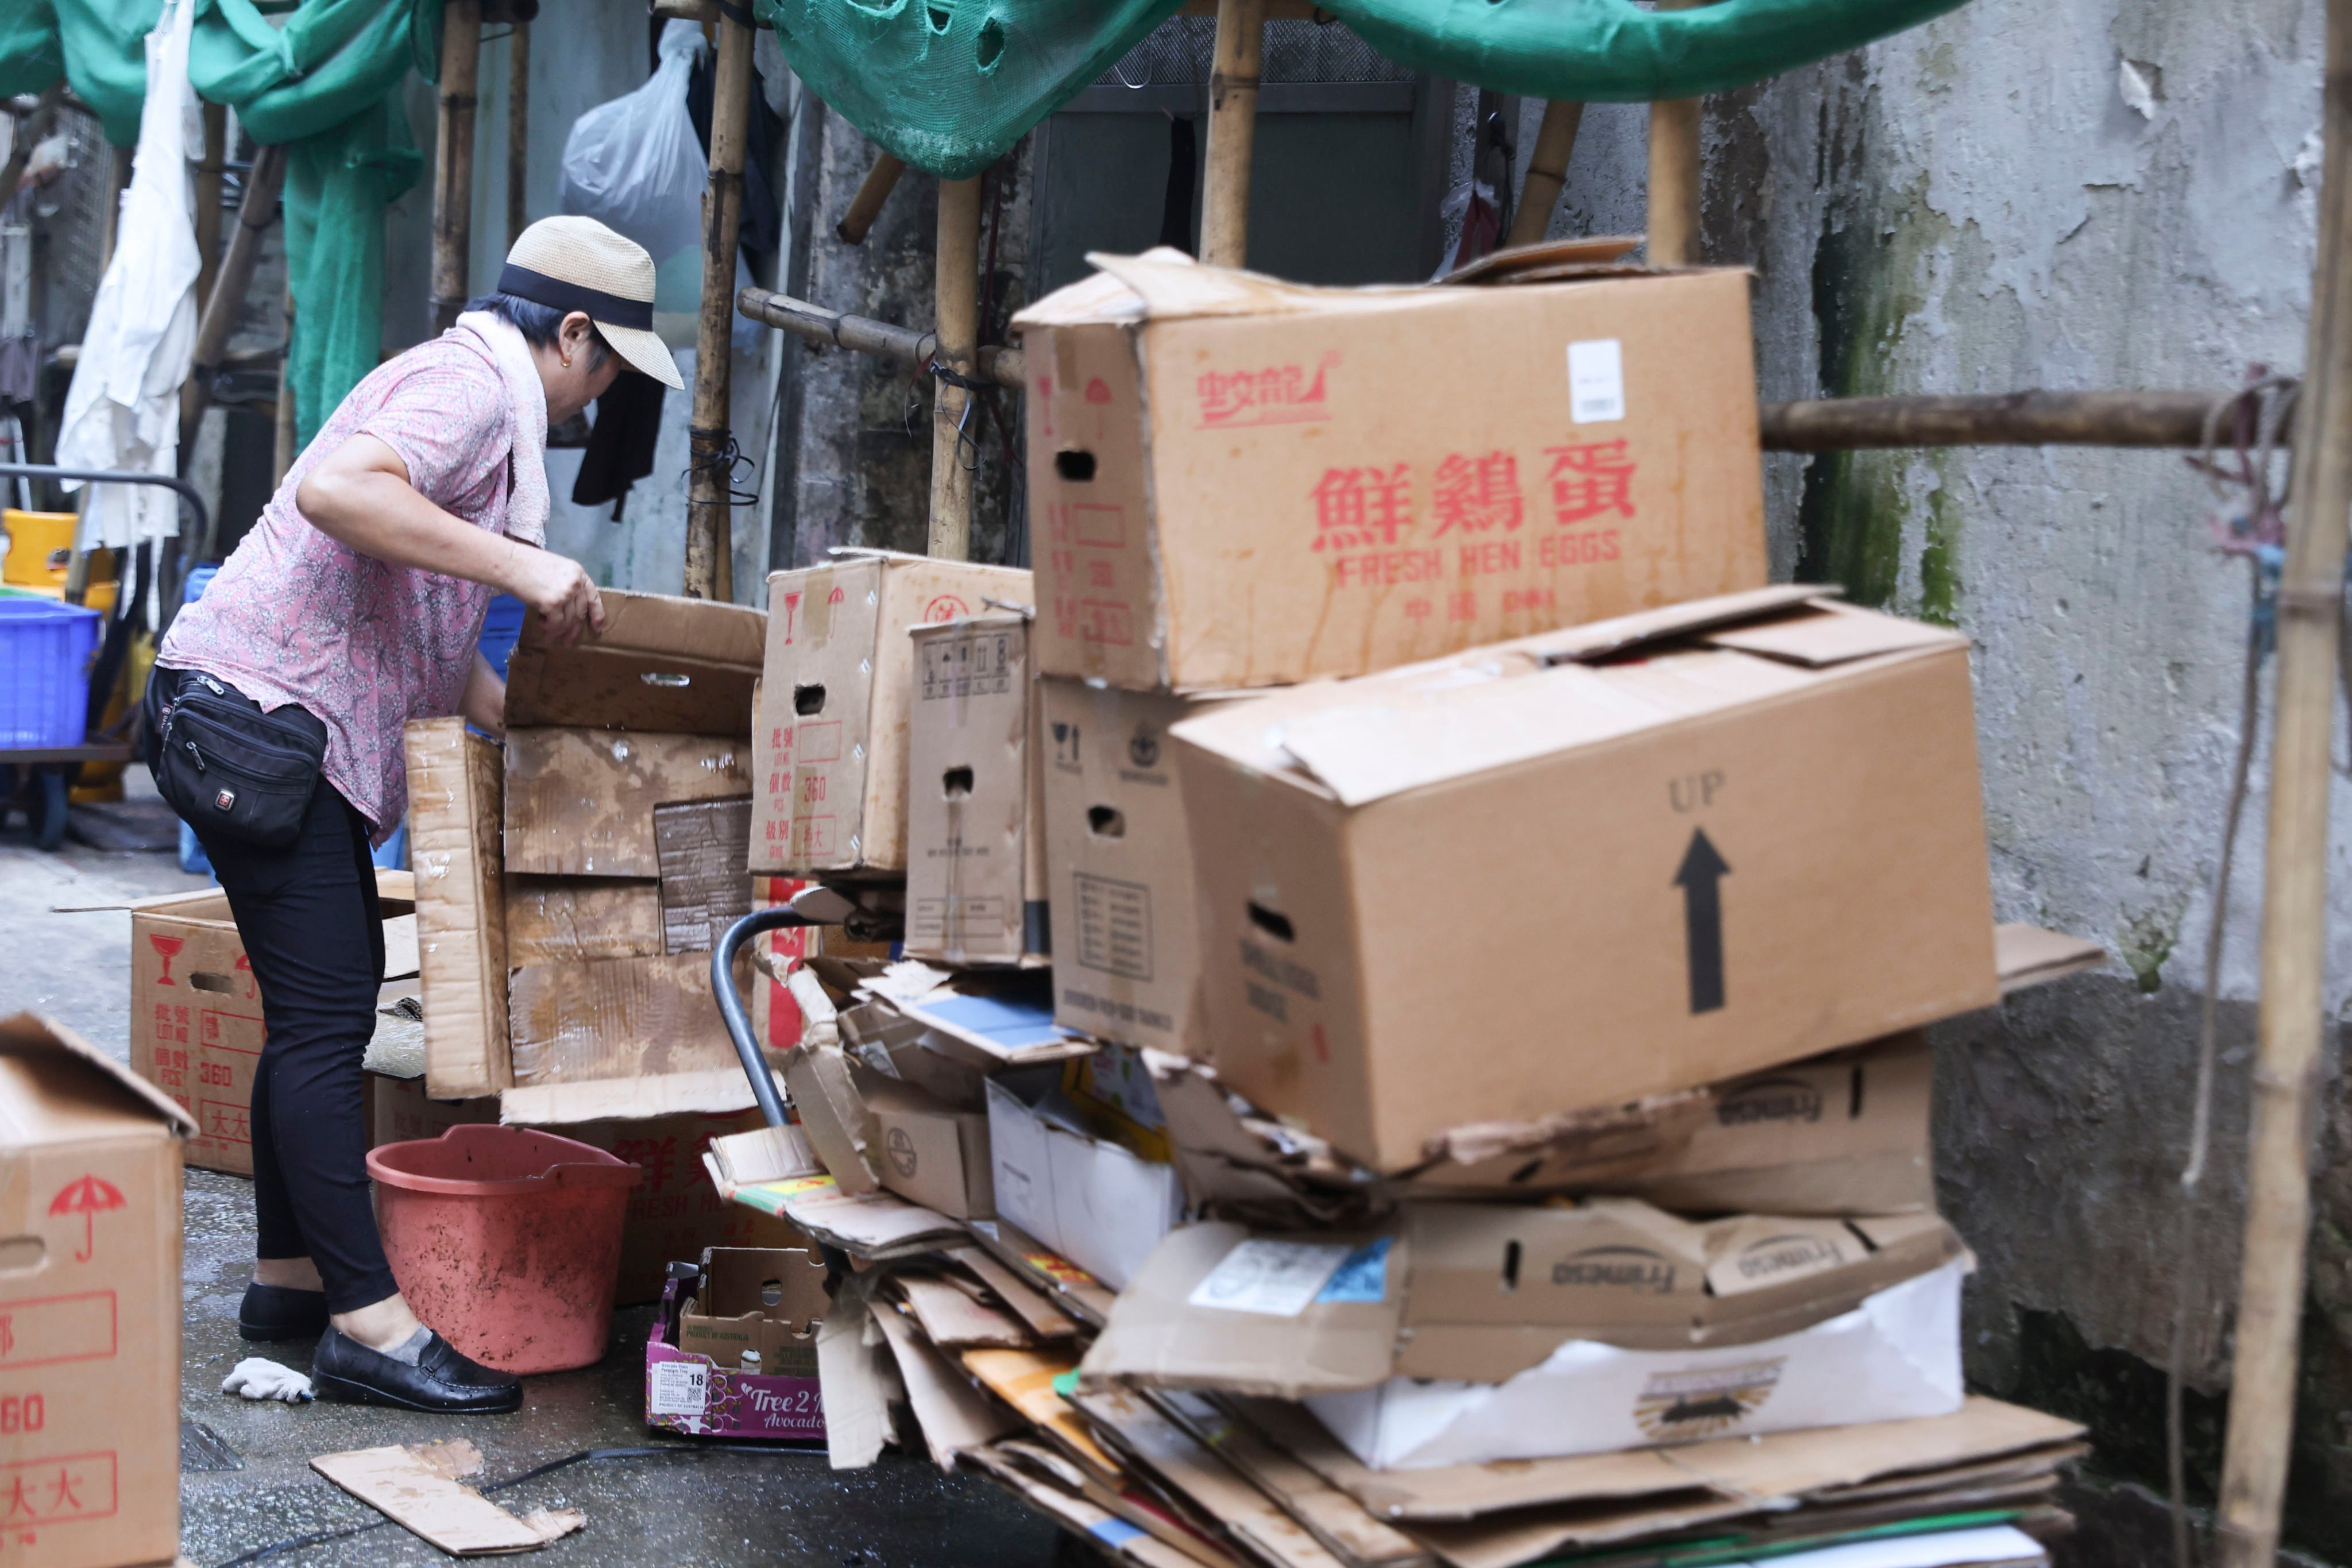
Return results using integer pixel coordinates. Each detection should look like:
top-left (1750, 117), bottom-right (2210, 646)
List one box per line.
top-left (167, 673), bottom-right (397, 1313)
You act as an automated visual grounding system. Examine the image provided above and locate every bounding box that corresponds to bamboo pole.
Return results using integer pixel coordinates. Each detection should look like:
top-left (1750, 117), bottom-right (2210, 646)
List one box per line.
top-left (0, 83), bottom-right (63, 213)
top-left (1507, 100), bottom-right (1584, 250)
top-left (192, 103), bottom-right (227, 314)
top-left (737, 285), bottom-right (1025, 387)
top-left (1646, 0), bottom-right (1705, 267)
top-left (180, 142), bottom-right (287, 451)
top-left (272, 287), bottom-right (296, 484)
top-left (1201, 0), bottom-right (1266, 268)
top-left (1760, 391), bottom-right (2228, 450)
top-left (2215, 2), bottom-right (2352, 1562)
top-left (505, 20), bottom-right (529, 247)
top-left (837, 152), bottom-right (906, 245)
top-left (683, 0), bottom-right (754, 601)
top-left (431, 0), bottom-right (482, 334)
top-left (96, 144), bottom-right (130, 269)
top-left (926, 176), bottom-right (983, 562)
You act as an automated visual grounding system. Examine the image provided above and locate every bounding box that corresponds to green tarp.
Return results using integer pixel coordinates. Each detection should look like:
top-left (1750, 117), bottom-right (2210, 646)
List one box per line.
top-left (0, 0), bottom-right (429, 451)
top-left (756, 0), bottom-right (1972, 180)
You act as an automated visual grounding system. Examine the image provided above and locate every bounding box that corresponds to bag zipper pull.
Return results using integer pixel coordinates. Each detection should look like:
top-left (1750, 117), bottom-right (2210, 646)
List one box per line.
top-left (183, 739), bottom-right (207, 775)
top-left (199, 674), bottom-right (226, 696)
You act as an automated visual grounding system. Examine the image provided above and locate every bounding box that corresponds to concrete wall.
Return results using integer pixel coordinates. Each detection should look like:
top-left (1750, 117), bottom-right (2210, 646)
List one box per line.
top-left (1508, 1), bottom-right (2349, 1557)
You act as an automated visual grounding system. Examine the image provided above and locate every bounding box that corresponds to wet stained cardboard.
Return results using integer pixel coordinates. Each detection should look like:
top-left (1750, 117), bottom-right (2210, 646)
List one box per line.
top-left (1039, 679), bottom-right (1263, 1053)
top-left (0, 1014), bottom-right (192, 1568)
top-left (502, 876), bottom-right (666, 963)
top-left (1170, 593), bottom-right (1999, 1171)
top-left (404, 719), bottom-right (511, 1099)
top-left (752, 552), bottom-right (1033, 876)
top-left (130, 871), bottom-right (415, 1176)
top-left (503, 588), bottom-right (764, 736)
top-left (1011, 250), bottom-right (1767, 692)
top-left (506, 951), bottom-right (754, 1087)
top-left (654, 798), bottom-right (755, 953)
top-left (905, 615), bottom-right (1048, 967)
top-left (501, 727), bottom-right (751, 879)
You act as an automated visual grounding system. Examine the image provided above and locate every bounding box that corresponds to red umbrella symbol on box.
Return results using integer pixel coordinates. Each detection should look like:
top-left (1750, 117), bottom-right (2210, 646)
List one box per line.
top-left (49, 1177), bottom-right (124, 1262)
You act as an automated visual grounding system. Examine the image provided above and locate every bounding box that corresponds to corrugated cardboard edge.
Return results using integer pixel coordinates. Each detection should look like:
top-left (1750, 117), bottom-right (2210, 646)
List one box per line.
top-left (404, 718), bottom-right (510, 1098)
top-left (1995, 924), bottom-right (2106, 992)
top-left (500, 1066), bottom-right (787, 1127)
top-left (311, 1443), bottom-right (577, 1554)
top-left (0, 1011), bottom-right (197, 1136)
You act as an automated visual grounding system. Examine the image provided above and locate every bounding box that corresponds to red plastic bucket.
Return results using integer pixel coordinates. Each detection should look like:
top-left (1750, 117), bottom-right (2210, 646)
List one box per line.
top-left (369, 1125), bottom-right (642, 1375)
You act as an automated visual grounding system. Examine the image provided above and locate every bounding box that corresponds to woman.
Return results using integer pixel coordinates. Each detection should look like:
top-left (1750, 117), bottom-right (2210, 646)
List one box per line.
top-left (149, 217), bottom-right (682, 1413)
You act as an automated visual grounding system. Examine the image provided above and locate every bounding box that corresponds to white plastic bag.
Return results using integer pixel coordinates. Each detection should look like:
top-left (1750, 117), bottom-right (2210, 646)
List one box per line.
top-left (559, 20), bottom-right (709, 263)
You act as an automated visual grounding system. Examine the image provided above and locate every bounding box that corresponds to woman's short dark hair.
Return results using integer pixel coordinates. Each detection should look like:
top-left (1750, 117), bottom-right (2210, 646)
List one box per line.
top-left (464, 292), bottom-right (611, 369)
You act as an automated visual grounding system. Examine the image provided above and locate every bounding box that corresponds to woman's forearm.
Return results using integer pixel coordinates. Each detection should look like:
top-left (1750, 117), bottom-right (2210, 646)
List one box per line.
top-left (298, 464), bottom-right (528, 596)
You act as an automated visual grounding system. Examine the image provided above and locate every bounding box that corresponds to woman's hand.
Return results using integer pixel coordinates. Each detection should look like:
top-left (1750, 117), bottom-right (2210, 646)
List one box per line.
top-left (461, 652), bottom-right (507, 737)
top-left (502, 541), bottom-right (605, 647)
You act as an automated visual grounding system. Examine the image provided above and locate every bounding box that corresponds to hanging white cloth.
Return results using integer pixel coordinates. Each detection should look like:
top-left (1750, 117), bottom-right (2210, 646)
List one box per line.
top-left (55, 0), bottom-right (202, 551)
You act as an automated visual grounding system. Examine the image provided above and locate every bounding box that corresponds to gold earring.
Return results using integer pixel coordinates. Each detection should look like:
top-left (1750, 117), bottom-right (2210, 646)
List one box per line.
top-left (560, 355), bottom-right (573, 368)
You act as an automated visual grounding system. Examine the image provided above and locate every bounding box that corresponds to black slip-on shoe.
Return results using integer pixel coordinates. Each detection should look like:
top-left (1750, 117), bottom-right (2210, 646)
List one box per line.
top-left (238, 1281), bottom-right (329, 1343)
top-left (311, 1326), bottom-right (523, 1415)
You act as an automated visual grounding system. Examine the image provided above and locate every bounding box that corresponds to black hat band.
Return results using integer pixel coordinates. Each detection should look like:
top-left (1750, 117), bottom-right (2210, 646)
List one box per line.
top-left (497, 262), bottom-right (655, 332)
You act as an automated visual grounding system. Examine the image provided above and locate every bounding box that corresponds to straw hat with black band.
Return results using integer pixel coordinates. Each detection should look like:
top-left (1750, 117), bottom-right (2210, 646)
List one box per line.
top-left (497, 216), bottom-right (684, 391)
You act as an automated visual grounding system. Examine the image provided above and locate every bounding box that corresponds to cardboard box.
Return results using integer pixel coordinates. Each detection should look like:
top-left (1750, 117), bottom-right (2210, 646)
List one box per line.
top-left (789, 1054), bottom-right (995, 1221)
top-left (1078, 1202), bottom-right (1966, 1403)
top-left (501, 728), bottom-right (752, 878)
top-left (986, 1064), bottom-right (1184, 1291)
top-left (753, 551), bottom-right (1033, 876)
top-left (408, 719), bottom-right (512, 1099)
top-left (1171, 589), bottom-right (1999, 1170)
top-left (1013, 250), bottom-right (1767, 692)
top-left (0, 1014), bottom-right (192, 1568)
top-left (1039, 679), bottom-right (1263, 1052)
top-left (131, 870), bottom-right (416, 1176)
top-left (904, 615), bottom-right (1047, 966)
top-left (646, 1246), bottom-right (829, 1440)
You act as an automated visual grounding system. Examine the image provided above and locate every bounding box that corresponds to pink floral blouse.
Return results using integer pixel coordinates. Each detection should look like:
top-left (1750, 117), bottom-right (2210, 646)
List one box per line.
top-left (159, 332), bottom-right (517, 841)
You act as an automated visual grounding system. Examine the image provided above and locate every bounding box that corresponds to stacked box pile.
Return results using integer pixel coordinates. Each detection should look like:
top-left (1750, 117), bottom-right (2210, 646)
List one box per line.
top-left (693, 249), bottom-right (2104, 1567)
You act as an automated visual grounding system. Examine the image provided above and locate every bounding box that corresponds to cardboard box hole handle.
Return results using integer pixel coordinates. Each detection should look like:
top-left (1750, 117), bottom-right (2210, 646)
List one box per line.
top-left (760, 1279), bottom-right (784, 1307)
top-left (943, 766), bottom-right (975, 799)
top-left (793, 683), bottom-right (827, 716)
top-left (1502, 1239), bottom-right (1521, 1292)
top-left (640, 671), bottom-right (693, 688)
top-left (1849, 1065), bottom-right (1865, 1119)
top-left (1086, 805), bottom-right (1125, 839)
top-left (190, 972), bottom-right (238, 995)
top-left (0, 1237), bottom-right (44, 1273)
top-left (1246, 902), bottom-right (1295, 943)
top-left (1054, 450), bottom-right (1096, 482)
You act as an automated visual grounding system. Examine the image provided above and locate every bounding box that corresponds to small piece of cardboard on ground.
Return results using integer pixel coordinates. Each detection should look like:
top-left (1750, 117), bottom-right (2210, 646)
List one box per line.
top-left (310, 1440), bottom-right (584, 1555)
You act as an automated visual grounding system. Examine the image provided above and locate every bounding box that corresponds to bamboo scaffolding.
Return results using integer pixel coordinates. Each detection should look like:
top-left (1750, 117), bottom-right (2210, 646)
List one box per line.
top-left (505, 19), bottom-right (530, 247)
top-left (837, 153), bottom-right (906, 245)
top-left (1507, 101), bottom-right (1584, 250)
top-left (1202, 0), bottom-right (1266, 268)
top-left (2214, 0), bottom-right (2352, 1562)
top-left (927, 176), bottom-right (983, 561)
top-left (1646, 0), bottom-right (1704, 266)
top-left (179, 142), bottom-right (288, 452)
top-left (683, 0), bottom-right (754, 600)
top-left (431, 0), bottom-right (482, 333)
top-left (192, 102), bottom-right (226, 313)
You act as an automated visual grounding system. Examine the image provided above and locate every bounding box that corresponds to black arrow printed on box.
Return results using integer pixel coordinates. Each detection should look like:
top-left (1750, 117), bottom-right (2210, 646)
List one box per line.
top-left (1674, 828), bottom-right (1730, 1014)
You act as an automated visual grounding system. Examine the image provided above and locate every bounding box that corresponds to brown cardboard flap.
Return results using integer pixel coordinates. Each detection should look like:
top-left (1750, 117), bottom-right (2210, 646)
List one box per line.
top-left (503, 876), bottom-right (666, 963)
top-left (0, 1012), bottom-right (196, 1136)
top-left (1436, 236), bottom-right (1646, 287)
top-left (504, 588), bottom-right (763, 735)
top-left (1995, 923), bottom-right (2106, 991)
top-left (503, 728), bottom-right (752, 878)
top-left (1700, 603), bottom-right (1963, 667)
top-left (404, 717), bottom-right (509, 1099)
top-left (655, 798), bottom-right (755, 953)
top-left (507, 953), bottom-right (750, 1085)
top-left (499, 1065), bottom-right (785, 1127)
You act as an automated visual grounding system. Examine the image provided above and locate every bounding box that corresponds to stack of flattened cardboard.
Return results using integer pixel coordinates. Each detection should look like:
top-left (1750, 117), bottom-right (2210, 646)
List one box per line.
top-left (688, 252), bottom-right (2106, 1567)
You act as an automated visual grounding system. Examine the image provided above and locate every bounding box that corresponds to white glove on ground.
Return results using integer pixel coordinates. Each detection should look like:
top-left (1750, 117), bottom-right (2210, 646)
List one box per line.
top-left (221, 1357), bottom-right (315, 1403)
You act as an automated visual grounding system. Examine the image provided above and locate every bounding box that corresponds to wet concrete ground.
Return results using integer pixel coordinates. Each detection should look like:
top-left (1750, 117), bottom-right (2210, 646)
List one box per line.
top-left (1, 785), bottom-right (1067, 1567)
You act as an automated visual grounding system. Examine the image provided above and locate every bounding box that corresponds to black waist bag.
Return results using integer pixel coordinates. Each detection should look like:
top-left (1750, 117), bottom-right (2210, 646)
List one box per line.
top-left (147, 670), bottom-right (328, 849)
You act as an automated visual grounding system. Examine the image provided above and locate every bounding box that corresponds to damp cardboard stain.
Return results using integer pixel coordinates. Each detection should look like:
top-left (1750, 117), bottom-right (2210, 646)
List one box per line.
top-left (310, 1440), bottom-right (583, 1555)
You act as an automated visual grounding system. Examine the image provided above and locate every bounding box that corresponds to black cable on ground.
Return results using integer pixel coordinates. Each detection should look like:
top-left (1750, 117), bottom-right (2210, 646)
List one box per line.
top-left (208, 1439), bottom-right (829, 1567)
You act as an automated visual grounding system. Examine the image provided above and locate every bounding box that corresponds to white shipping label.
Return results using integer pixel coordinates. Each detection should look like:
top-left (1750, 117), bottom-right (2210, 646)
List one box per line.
top-left (1188, 1239), bottom-right (1353, 1317)
top-left (1568, 338), bottom-right (1626, 423)
top-left (648, 1360), bottom-right (709, 1418)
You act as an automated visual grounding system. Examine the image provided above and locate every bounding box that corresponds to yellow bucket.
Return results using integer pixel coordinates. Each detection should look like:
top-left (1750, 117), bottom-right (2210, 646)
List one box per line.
top-left (1, 509), bottom-right (77, 587)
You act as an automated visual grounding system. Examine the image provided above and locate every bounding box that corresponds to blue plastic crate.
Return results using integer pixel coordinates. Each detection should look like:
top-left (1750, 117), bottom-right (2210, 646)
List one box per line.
top-left (0, 598), bottom-right (99, 750)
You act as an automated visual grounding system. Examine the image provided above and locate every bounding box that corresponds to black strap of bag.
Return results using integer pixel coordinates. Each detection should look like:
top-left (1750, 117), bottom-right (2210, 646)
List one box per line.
top-left (145, 669), bottom-right (328, 850)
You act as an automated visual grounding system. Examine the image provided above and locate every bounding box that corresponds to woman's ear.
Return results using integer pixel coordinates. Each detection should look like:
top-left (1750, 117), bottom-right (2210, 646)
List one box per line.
top-left (561, 310), bottom-right (596, 358)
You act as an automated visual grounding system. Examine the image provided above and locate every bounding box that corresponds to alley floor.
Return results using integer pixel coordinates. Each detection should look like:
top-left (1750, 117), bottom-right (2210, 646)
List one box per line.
top-left (0, 776), bottom-right (1064, 1567)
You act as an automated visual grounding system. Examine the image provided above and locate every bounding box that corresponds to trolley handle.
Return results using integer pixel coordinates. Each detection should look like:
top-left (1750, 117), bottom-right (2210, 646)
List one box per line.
top-left (713, 906), bottom-right (823, 1130)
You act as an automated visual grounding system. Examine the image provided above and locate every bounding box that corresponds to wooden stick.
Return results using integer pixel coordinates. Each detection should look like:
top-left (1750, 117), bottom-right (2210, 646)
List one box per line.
top-left (926, 176), bottom-right (983, 561)
top-left (683, 0), bottom-right (753, 601)
top-left (1507, 100), bottom-right (1584, 250)
top-left (2216, 3), bottom-right (2352, 1562)
top-left (179, 142), bottom-right (288, 451)
top-left (96, 144), bottom-right (130, 269)
top-left (1759, 391), bottom-right (2229, 450)
top-left (272, 287), bottom-right (296, 485)
top-left (505, 19), bottom-right (530, 248)
top-left (0, 84), bottom-right (64, 213)
top-left (431, 0), bottom-right (482, 334)
top-left (191, 103), bottom-right (227, 315)
top-left (1201, 0), bottom-right (1266, 268)
top-left (1646, 0), bottom-right (1705, 267)
top-left (837, 152), bottom-right (906, 245)
top-left (736, 285), bottom-right (1024, 388)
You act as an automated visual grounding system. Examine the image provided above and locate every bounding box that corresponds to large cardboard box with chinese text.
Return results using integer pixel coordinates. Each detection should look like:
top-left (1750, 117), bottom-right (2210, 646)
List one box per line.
top-left (130, 871), bottom-right (415, 1177)
top-left (1170, 589), bottom-right (1999, 1170)
top-left (0, 1014), bottom-right (192, 1568)
top-left (752, 551), bottom-right (1032, 876)
top-left (904, 614), bottom-right (1048, 966)
top-left (1013, 250), bottom-right (1766, 692)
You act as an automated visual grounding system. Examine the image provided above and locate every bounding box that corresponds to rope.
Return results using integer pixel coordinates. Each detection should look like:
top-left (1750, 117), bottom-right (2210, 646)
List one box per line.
top-left (686, 427), bottom-right (762, 509)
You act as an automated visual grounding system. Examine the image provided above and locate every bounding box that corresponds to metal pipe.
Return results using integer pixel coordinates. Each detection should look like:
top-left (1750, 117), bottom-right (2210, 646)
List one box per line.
top-left (713, 906), bottom-right (820, 1131)
top-left (0, 465), bottom-right (210, 540)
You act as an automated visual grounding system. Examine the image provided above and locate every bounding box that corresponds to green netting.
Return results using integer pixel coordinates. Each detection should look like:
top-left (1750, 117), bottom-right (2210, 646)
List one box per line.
top-left (756, 0), bottom-right (1971, 180)
top-left (0, 0), bottom-right (427, 454)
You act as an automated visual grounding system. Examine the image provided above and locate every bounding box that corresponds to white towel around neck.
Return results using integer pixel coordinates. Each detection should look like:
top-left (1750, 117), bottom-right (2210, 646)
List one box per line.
top-left (452, 310), bottom-right (550, 549)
